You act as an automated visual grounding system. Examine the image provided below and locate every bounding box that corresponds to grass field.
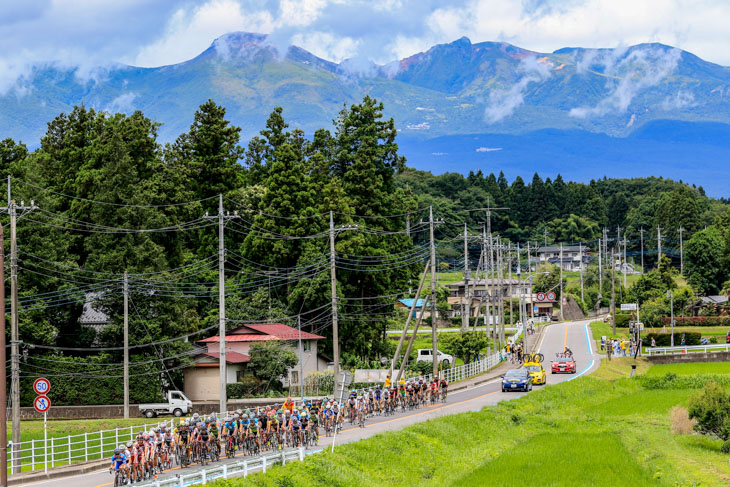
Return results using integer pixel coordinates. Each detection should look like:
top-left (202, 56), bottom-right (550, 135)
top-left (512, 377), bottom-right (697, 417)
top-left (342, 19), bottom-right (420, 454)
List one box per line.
top-left (218, 359), bottom-right (730, 486)
top-left (645, 362), bottom-right (730, 376)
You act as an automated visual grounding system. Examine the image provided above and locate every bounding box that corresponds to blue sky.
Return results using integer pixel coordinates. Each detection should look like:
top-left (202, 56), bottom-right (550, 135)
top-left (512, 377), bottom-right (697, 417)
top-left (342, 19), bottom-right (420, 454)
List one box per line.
top-left (1, 0), bottom-right (728, 92)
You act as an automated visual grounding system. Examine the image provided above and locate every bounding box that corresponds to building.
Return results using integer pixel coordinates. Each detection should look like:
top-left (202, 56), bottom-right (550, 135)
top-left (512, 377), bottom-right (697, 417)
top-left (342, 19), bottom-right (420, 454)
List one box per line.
top-left (537, 246), bottom-right (590, 271)
top-left (183, 323), bottom-right (328, 401)
top-left (394, 298), bottom-right (430, 318)
top-left (445, 278), bottom-right (537, 319)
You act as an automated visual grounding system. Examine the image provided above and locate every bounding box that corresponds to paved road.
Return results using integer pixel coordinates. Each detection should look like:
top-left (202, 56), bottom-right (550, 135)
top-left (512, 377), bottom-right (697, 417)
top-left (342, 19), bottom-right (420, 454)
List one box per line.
top-left (25, 319), bottom-right (598, 487)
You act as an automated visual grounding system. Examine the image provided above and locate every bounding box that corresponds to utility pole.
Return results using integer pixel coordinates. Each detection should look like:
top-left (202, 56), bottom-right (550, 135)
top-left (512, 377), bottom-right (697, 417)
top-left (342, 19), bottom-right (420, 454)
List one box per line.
top-left (639, 227), bottom-right (645, 274)
top-left (611, 246), bottom-right (617, 335)
top-left (616, 225), bottom-right (621, 277)
top-left (543, 228), bottom-right (548, 246)
top-left (603, 228), bottom-right (608, 274)
top-left (328, 212), bottom-right (357, 395)
top-left (330, 211), bottom-right (340, 394)
top-left (579, 242), bottom-right (584, 303)
top-left (559, 243), bottom-right (564, 321)
top-left (462, 223), bottom-right (469, 332)
top-left (429, 206), bottom-right (438, 377)
top-left (406, 213), bottom-right (410, 238)
top-left (598, 234), bottom-right (602, 290)
top-left (623, 233), bottom-right (627, 289)
top-left (527, 241), bottom-right (531, 272)
top-left (679, 226), bottom-right (684, 275)
top-left (123, 271), bottom-right (129, 419)
top-left (203, 195), bottom-right (239, 415)
top-left (657, 226), bottom-right (662, 267)
top-left (508, 241), bottom-right (513, 328)
top-left (2, 178), bottom-right (37, 473)
top-left (0, 225), bottom-right (7, 487)
top-left (297, 315), bottom-right (304, 402)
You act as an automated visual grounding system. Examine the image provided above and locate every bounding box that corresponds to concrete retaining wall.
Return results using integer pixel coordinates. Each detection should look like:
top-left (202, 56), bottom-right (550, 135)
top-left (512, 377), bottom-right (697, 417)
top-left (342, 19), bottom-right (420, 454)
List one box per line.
top-left (647, 351), bottom-right (730, 364)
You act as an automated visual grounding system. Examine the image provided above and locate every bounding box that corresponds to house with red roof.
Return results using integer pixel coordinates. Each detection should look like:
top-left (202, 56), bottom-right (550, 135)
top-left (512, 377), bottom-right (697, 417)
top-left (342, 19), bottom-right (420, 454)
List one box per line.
top-left (183, 323), bottom-right (327, 401)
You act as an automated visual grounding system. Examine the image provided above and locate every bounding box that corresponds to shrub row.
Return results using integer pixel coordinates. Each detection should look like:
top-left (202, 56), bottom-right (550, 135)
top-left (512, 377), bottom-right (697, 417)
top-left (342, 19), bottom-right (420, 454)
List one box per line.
top-left (661, 316), bottom-right (730, 326)
top-left (643, 332), bottom-right (701, 346)
top-left (637, 372), bottom-right (730, 390)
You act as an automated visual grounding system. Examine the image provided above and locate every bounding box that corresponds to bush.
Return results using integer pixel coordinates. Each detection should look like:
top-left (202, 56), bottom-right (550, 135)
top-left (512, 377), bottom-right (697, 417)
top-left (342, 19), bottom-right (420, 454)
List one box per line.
top-left (407, 361), bottom-right (434, 376)
top-left (661, 316), bottom-right (730, 327)
top-left (303, 370), bottom-right (334, 396)
top-left (722, 440), bottom-right (730, 454)
top-left (688, 381), bottom-right (730, 440)
top-left (637, 372), bottom-right (730, 390)
top-left (615, 313), bottom-right (631, 327)
top-left (227, 376), bottom-right (265, 398)
top-left (643, 332), bottom-right (701, 347)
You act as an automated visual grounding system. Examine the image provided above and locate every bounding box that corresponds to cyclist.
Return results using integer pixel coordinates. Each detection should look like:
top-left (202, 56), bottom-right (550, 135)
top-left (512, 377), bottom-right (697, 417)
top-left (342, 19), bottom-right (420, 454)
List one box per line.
top-left (300, 409), bottom-right (310, 443)
top-left (439, 377), bottom-right (449, 400)
top-left (130, 438), bottom-right (144, 481)
top-left (283, 397), bottom-right (295, 414)
top-left (374, 385), bottom-right (382, 413)
top-left (249, 412), bottom-right (262, 451)
top-left (430, 377), bottom-right (439, 402)
top-left (290, 410), bottom-right (303, 446)
top-left (109, 448), bottom-right (128, 480)
top-left (208, 418), bottom-right (220, 457)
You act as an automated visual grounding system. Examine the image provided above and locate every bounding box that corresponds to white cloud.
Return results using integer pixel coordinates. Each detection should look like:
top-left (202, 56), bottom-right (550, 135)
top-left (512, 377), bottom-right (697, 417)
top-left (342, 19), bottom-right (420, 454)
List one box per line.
top-left (662, 90), bottom-right (696, 110)
top-left (1, 0), bottom-right (730, 95)
top-left (570, 46), bottom-right (681, 118)
top-left (105, 92), bottom-right (138, 114)
top-left (484, 56), bottom-right (552, 123)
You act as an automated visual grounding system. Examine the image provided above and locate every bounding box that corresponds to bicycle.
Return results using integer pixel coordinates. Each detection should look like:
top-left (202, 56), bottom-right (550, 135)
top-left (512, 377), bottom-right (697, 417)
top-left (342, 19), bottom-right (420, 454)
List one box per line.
top-left (110, 467), bottom-right (129, 487)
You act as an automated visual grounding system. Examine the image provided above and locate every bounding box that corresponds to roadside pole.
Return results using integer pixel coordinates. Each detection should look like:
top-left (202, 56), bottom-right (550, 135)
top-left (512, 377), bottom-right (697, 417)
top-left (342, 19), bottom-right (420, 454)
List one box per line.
top-left (668, 290), bottom-right (675, 347)
top-left (297, 315), bottom-right (304, 402)
top-left (429, 207), bottom-right (438, 377)
top-left (123, 271), bottom-right (129, 419)
top-left (611, 247), bottom-right (617, 335)
top-left (0, 225), bottom-right (6, 487)
top-left (559, 243), bottom-right (564, 321)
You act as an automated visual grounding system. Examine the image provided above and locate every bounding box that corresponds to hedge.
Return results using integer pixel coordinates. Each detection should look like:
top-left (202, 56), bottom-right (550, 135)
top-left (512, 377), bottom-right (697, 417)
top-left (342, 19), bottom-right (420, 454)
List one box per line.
top-left (661, 316), bottom-right (730, 327)
top-left (643, 332), bottom-right (701, 347)
top-left (19, 354), bottom-right (164, 406)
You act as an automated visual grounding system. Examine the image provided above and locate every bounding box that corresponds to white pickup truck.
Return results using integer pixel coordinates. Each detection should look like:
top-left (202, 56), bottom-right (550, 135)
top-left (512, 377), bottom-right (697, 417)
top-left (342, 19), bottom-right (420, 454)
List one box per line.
top-left (138, 391), bottom-right (193, 418)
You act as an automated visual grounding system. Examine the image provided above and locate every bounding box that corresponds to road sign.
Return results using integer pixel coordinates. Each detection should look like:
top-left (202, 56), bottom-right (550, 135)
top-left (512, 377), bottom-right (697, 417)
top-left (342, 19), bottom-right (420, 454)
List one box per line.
top-left (536, 292), bottom-right (546, 301)
top-left (33, 395), bottom-right (51, 413)
top-left (621, 303), bottom-right (638, 311)
top-left (547, 292), bottom-right (556, 301)
top-left (33, 377), bottom-right (51, 395)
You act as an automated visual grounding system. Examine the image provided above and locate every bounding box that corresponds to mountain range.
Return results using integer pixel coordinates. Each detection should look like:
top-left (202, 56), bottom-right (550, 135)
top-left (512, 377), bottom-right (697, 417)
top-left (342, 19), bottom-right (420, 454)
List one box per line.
top-left (2, 32), bottom-right (730, 196)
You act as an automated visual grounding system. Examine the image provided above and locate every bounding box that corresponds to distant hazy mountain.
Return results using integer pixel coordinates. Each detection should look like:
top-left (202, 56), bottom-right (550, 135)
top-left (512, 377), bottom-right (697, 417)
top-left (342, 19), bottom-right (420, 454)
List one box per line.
top-left (2, 33), bottom-right (730, 195)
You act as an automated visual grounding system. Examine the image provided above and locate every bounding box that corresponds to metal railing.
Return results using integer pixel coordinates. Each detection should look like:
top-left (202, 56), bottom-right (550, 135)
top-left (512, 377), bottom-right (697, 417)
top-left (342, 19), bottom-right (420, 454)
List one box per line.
top-left (137, 447), bottom-right (308, 487)
top-left (646, 343), bottom-right (730, 355)
top-left (7, 419), bottom-right (173, 475)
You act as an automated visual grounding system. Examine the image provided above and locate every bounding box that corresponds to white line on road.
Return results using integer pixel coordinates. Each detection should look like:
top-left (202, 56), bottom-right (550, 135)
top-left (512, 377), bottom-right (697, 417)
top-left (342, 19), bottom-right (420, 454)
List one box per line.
top-left (584, 323), bottom-right (593, 356)
top-left (567, 359), bottom-right (595, 381)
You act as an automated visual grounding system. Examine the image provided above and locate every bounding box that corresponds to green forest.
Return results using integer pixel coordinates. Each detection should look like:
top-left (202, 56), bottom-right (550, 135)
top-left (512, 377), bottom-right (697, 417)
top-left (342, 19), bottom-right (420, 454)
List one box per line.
top-left (1, 96), bottom-right (729, 404)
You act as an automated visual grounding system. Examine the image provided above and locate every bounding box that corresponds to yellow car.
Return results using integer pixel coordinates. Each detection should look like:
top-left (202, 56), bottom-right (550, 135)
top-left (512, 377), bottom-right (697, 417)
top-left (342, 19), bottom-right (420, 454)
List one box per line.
top-left (523, 362), bottom-right (547, 385)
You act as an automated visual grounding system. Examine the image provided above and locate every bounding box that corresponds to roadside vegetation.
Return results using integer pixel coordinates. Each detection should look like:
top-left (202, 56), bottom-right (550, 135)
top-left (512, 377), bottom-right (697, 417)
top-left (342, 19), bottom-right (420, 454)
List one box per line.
top-left (215, 359), bottom-right (730, 487)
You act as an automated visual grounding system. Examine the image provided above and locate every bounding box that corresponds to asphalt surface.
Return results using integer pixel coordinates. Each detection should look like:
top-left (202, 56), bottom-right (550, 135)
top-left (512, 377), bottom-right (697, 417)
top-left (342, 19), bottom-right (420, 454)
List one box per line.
top-left (24, 319), bottom-right (599, 487)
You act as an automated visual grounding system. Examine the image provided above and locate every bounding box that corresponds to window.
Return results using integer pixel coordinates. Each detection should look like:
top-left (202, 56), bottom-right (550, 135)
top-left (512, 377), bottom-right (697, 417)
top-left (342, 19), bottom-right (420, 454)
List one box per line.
top-left (290, 371), bottom-right (299, 385)
top-left (303, 340), bottom-right (311, 352)
top-left (236, 370), bottom-right (246, 382)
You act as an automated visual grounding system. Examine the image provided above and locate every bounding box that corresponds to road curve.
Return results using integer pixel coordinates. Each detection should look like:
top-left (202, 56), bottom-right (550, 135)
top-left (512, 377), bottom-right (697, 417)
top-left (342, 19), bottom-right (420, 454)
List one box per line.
top-left (23, 319), bottom-right (599, 487)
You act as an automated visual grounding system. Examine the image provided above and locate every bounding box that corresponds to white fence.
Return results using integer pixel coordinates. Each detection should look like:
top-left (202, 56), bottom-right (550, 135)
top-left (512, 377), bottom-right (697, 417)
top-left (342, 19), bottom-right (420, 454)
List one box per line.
top-left (7, 419), bottom-right (173, 475)
top-left (137, 447), bottom-right (308, 487)
top-left (646, 343), bottom-right (730, 355)
top-left (8, 325), bottom-right (522, 476)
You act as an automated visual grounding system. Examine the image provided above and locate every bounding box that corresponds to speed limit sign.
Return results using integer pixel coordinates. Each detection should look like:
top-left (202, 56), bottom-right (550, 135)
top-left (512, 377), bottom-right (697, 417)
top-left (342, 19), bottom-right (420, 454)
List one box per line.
top-left (33, 377), bottom-right (51, 395)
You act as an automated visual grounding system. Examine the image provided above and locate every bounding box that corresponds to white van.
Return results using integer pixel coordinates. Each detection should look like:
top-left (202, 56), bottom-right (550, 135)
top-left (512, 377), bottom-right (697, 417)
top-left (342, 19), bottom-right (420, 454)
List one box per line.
top-left (416, 349), bottom-right (454, 366)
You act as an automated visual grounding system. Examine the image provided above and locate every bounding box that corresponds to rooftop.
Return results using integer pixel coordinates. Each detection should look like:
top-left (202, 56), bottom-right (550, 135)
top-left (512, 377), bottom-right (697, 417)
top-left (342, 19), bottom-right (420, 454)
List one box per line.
top-left (200, 323), bottom-right (324, 343)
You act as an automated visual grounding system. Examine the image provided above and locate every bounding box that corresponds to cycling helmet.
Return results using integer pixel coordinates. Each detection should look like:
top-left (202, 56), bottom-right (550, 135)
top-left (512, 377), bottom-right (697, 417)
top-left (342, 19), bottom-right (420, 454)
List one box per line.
top-left (114, 448), bottom-right (120, 455)
top-left (193, 413), bottom-right (200, 419)
top-left (235, 409), bottom-right (243, 415)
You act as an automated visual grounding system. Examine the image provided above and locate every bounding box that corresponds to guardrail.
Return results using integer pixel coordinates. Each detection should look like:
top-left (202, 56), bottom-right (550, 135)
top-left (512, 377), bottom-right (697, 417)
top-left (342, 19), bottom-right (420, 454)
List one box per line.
top-left (646, 343), bottom-right (730, 355)
top-left (8, 325), bottom-right (522, 477)
top-left (138, 447), bottom-right (308, 487)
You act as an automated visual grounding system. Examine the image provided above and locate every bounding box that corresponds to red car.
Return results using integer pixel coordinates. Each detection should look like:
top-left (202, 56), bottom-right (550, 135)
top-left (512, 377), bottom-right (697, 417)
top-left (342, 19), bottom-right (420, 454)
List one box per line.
top-left (551, 353), bottom-right (576, 374)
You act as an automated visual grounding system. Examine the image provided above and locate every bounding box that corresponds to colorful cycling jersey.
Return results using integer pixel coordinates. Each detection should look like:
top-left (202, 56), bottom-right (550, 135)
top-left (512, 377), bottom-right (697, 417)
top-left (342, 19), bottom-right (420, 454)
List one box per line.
top-left (249, 419), bottom-right (258, 432)
top-left (111, 454), bottom-right (127, 469)
top-left (209, 424), bottom-right (218, 439)
top-left (375, 389), bottom-right (381, 400)
top-left (224, 422), bottom-right (234, 433)
top-left (291, 419), bottom-right (301, 430)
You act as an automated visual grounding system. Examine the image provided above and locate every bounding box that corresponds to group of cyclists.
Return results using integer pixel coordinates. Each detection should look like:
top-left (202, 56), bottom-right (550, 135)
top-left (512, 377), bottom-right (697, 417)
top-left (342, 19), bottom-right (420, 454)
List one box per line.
top-left (110, 375), bottom-right (448, 485)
